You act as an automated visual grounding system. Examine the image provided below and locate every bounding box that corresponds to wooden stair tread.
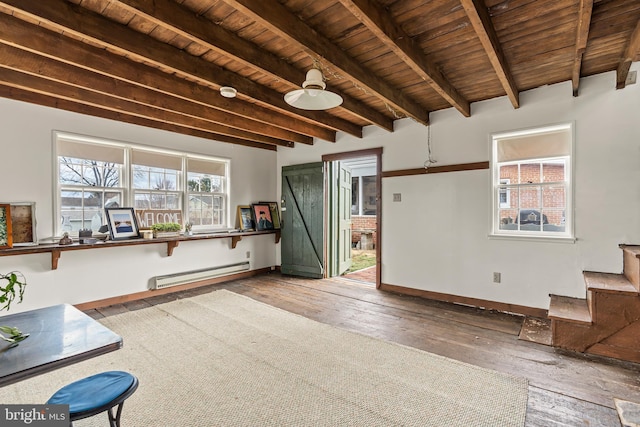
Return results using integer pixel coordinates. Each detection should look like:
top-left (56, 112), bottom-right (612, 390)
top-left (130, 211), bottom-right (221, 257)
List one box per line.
top-left (583, 271), bottom-right (638, 295)
top-left (548, 295), bottom-right (592, 324)
top-left (620, 244), bottom-right (640, 257)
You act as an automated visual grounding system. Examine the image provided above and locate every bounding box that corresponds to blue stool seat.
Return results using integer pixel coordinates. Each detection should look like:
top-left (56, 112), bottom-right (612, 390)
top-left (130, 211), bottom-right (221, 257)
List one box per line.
top-left (47, 371), bottom-right (138, 427)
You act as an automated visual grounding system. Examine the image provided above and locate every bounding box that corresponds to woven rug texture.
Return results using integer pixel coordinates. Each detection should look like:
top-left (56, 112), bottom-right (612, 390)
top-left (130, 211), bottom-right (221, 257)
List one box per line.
top-left (0, 290), bottom-right (528, 426)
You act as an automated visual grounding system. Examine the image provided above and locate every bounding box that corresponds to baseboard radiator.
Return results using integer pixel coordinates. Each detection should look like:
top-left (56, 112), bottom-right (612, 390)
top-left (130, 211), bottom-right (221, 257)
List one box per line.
top-left (151, 261), bottom-right (250, 290)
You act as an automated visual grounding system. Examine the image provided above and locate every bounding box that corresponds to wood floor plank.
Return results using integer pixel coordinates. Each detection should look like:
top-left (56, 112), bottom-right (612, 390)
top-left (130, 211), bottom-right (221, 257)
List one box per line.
top-left (526, 386), bottom-right (621, 427)
top-left (83, 272), bottom-right (640, 425)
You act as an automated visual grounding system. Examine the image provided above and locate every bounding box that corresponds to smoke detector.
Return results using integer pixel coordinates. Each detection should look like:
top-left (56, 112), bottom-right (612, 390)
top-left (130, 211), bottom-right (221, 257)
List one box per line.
top-left (220, 86), bottom-right (237, 98)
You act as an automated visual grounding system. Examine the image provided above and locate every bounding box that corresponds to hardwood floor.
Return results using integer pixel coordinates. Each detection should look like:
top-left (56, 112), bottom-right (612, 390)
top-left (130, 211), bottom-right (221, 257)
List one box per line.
top-left (86, 272), bottom-right (640, 426)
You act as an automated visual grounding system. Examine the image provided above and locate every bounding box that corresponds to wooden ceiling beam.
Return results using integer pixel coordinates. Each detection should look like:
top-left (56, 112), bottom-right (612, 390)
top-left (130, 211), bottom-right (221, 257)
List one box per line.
top-left (0, 62), bottom-right (294, 147)
top-left (617, 18), bottom-right (640, 89)
top-left (0, 84), bottom-right (276, 150)
top-left (0, 43), bottom-right (300, 145)
top-left (572, 0), bottom-right (594, 96)
top-left (0, 0), bottom-right (361, 138)
top-left (0, 13), bottom-right (323, 143)
top-left (113, 0), bottom-right (394, 132)
top-left (0, 85), bottom-right (276, 150)
top-left (459, 0), bottom-right (519, 109)
top-left (338, 0), bottom-right (470, 117)
top-left (222, 0), bottom-right (430, 126)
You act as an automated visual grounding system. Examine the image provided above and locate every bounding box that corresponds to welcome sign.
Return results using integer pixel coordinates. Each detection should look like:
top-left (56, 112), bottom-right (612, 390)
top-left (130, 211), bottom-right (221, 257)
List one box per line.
top-left (135, 209), bottom-right (182, 228)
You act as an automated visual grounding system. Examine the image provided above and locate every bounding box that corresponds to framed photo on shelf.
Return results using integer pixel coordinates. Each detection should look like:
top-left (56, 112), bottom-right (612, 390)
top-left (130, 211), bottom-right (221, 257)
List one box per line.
top-left (237, 205), bottom-right (254, 231)
top-left (10, 202), bottom-right (37, 246)
top-left (105, 207), bottom-right (140, 240)
top-left (251, 203), bottom-right (275, 231)
top-left (258, 201), bottom-right (281, 229)
top-left (0, 204), bottom-right (13, 249)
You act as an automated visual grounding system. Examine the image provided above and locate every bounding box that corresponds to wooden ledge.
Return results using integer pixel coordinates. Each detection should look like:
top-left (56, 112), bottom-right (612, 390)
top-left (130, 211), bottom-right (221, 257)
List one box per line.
top-left (0, 229), bottom-right (281, 270)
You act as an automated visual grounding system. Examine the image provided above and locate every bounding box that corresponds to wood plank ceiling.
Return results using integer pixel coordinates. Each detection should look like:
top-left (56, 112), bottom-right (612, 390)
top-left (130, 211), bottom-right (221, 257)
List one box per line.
top-left (0, 0), bottom-right (638, 150)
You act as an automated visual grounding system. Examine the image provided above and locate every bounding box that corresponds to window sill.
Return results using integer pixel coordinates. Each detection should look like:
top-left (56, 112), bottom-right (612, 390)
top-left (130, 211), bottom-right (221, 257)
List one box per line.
top-left (488, 233), bottom-right (576, 243)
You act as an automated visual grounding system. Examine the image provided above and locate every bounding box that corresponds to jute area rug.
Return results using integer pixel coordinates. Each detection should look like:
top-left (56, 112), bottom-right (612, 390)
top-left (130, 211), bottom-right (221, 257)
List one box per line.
top-left (0, 290), bottom-right (528, 426)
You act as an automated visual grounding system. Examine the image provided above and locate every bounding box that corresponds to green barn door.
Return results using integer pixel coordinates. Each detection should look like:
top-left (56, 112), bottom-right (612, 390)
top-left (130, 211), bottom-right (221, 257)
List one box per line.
top-left (281, 163), bottom-right (324, 278)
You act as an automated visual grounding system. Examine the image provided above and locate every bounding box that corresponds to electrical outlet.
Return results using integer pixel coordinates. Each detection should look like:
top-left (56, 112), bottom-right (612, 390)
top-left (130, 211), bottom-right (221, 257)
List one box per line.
top-left (493, 272), bottom-right (501, 283)
top-left (393, 193), bottom-right (401, 202)
top-left (246, 251), bottom-right (251, 259)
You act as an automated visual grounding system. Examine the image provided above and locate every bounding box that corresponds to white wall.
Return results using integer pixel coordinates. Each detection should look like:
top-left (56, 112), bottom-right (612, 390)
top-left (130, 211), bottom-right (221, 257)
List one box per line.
top-left (0, 99), bottom-right (277, 313)
top-left (277, 64), bottom-right (640, 309)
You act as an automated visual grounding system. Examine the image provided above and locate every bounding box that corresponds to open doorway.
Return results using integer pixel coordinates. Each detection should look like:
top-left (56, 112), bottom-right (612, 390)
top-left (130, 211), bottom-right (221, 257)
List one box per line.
top-left (322, 148), bottom-right (382, 288)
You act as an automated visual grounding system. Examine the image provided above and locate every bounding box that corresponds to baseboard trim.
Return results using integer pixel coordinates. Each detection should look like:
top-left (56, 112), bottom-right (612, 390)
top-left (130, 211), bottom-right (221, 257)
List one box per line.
top-left (379, 282), bottom-right (548, 318)
top-left (74, 267), bottom-right (273, 311)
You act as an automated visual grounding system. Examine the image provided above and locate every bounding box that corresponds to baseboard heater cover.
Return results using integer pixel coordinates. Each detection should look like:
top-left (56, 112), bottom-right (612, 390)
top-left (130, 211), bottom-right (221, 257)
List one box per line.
top-left (151, 261), bottom-right (250, 290)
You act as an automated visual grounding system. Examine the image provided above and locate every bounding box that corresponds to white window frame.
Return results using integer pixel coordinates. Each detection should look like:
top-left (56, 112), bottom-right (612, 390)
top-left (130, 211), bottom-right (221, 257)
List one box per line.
top-left (53, 132), bottom-right (230, 237)
top-left (186, 156), bottom-right (229, 230)
top-left (490, 123), bottom-right (574, 241)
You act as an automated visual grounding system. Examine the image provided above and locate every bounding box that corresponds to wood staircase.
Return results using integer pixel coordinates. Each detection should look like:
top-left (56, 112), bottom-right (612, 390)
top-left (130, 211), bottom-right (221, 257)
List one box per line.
top-left (548, 244), bottom-right (640, 364)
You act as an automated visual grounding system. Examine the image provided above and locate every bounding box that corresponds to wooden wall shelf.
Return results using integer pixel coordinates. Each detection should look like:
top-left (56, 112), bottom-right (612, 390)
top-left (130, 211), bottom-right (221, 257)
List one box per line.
top-left (0, 230), bottom-right (280, 270)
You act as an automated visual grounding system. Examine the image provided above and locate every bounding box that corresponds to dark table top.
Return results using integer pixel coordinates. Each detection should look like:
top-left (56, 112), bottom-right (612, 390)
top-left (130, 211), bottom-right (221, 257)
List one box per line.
top-left (0, 304), bottom-right (122, 387)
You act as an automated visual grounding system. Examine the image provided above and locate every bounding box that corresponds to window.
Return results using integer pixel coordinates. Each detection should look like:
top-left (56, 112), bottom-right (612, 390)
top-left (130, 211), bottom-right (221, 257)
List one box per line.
top-left (54, 133), bottom-right (230, 236)
top-left (186, 158), bottom-right (227, 227)
top-left (491, 123), bottom-right (573, 238)
top-left (351, 176), bottom-right (377, 216)
top-left (132, 149), bottom-right (183, 227)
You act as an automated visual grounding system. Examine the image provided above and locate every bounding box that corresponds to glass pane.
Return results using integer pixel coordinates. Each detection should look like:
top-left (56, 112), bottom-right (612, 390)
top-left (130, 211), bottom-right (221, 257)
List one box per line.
top-left (150, 171), bottom-right (168, 189)
top-left (59, 160), bottom-right (83, 185)
top-left (132, 165), bottom-right (149, 189)
top-left (135, 192), bottom-right (152, 209)
top-left (166, 193), bottom-right (180, 209)
top-left (165, 172), bottom-right (178, 190)
top-left (362, 176), bottom-right (376, 215)
top-left (498, 208), bottom-right (518, 230)
top-left (543, 161), bottom-right (565, 183)
top-left (105, 192), bottom-right (122, 208)
top-left (519, 162), bottom-right (542, 184)
top-left (150, 193), bottom-right (165, 209)
top-left (542, 185), bottom-right (566, 227)
top-left (519, 186), bottom-right (540, 210)
top-left (187, 173), bottom-right (222, 193)
top-left (188, 194), bottom-right (212, 225)
top-left (101, 164), bottom-right (121, 187)
top-left (498, 164), bottom-right (518, 184)
top-left (498, 186), bottom-right (515, 209)
top-left (210, 176), bottom-right (223, 193)
top-left (351, 177), bottom-right (359, 215)
top-left (83, 191), bottom-right (103, 209)
top-left (66, 160), bottom-right (121, 187)
top-left (60, 190), bottom-right (87, 232)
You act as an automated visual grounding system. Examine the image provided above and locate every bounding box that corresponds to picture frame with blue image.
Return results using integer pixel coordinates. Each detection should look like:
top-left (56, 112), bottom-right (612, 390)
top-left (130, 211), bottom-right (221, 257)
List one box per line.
top-left (105, 207), bottom-right (140, 240)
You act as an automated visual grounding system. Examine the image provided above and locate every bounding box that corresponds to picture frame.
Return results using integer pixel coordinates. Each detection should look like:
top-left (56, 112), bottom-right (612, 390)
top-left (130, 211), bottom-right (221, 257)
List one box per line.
top-left (105, 207), bottom-right (141, 240)
top-left (0, 204), bottom-right (13, 249)
top-left (10, 202), bottom-right (37, 246)
top-left (259, 201), bottom-right (281, 230)
top-left (252, 203), bottom-right (275, 231)
top-left (237, 205), bottom-right (254, 231)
